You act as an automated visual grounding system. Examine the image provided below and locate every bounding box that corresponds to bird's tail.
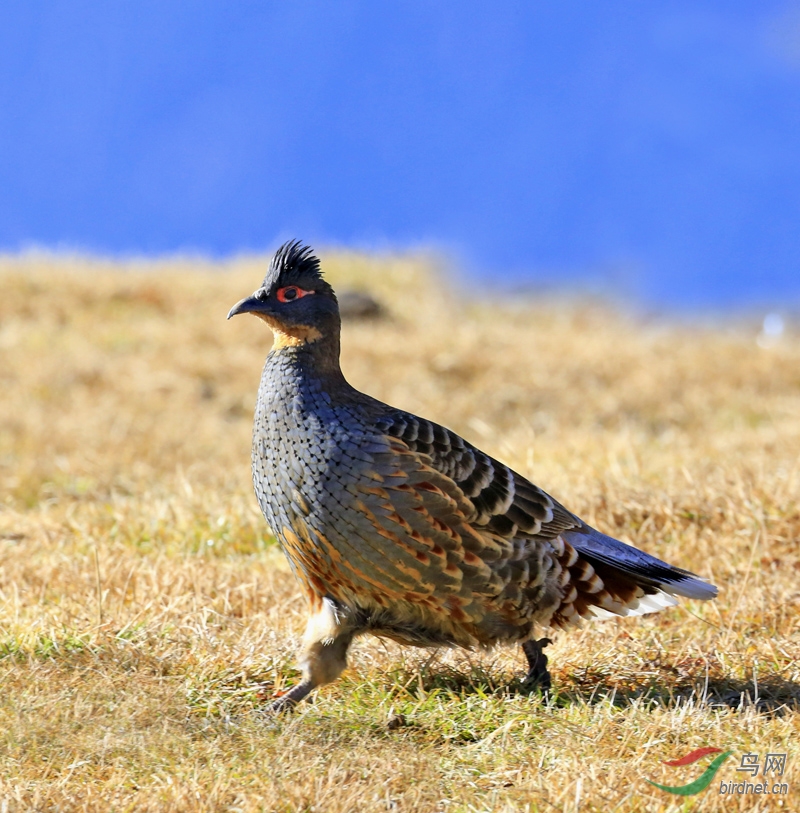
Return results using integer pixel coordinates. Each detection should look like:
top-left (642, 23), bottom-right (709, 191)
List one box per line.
top-left (553, 527), bottom-right (716, 624)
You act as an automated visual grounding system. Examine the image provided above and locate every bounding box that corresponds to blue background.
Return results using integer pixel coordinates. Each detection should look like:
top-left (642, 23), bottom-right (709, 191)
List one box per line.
top-left (2, 2), bottom-right (800, 308)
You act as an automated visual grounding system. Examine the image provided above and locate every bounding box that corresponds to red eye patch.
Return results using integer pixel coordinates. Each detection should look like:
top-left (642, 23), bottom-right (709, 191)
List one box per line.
top-left (276, 286), bottom-right (315, 303)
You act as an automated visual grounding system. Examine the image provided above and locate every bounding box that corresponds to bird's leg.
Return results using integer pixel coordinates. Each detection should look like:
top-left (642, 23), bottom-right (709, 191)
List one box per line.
top-left (270, 677), bottom-right (316, 711)
top-left (521, 637), bottom-right (552, 692)
top-left (271, 597), bottom-right (355, 713)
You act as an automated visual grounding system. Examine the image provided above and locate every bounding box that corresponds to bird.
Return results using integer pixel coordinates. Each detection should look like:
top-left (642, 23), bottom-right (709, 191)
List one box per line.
top-left (228, 240), bottom-right (718, 711)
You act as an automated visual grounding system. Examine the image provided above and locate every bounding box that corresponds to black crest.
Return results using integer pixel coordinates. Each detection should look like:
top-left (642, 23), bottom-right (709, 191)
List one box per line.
top-left (262, 240), bottom-right (328, 292)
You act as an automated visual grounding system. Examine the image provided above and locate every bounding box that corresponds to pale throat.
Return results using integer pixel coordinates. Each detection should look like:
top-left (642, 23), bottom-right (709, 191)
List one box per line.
top-left (254, 313), bottom-right (323, 349)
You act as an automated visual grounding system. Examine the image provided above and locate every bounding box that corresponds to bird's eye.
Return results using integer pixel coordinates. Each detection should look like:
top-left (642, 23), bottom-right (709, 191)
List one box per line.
top-left (276, 286), bottom-right (314, 303)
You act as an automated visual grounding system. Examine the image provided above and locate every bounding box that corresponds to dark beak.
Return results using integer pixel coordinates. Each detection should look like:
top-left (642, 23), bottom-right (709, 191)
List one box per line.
top-left (227, 294), bottom-right (270, 320)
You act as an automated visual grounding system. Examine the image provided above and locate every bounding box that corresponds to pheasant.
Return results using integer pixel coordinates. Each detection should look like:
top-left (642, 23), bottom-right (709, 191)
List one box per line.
top-left (228, 241), bottom-right (717, 711)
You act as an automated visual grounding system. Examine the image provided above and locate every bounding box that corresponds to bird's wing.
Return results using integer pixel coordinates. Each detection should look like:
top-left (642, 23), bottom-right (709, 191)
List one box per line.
top-left (375, 411), bottom-right (717, 623)
top-left (350, 412), bottom-right (590, 635)
top-left (376, 412), bottom-right (581, 542)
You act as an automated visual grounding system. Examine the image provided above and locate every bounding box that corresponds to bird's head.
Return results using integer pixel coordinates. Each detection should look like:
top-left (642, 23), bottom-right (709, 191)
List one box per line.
top-left (227, 241), bottom-right (340, 352)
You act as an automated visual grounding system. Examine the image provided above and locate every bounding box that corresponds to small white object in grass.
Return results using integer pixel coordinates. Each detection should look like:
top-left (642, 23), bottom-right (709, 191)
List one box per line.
top-left (206, 538), bottom-right (215, 547)
top-left (757, 313), bottom-right (785, 348)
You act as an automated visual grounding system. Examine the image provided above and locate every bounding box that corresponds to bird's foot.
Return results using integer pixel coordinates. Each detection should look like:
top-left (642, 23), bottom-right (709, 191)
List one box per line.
top-left (521, 637), bottom-right (552, 694)
top-left (269, 680), bottom-right (314, 713)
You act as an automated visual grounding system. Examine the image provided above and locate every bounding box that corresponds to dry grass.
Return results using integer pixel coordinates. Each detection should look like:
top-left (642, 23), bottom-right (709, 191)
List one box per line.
top-left (1, 250), bottom-right (799, 812)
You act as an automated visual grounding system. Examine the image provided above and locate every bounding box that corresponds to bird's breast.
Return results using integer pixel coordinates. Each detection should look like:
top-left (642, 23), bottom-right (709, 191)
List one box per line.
top-left (251, 361), bottom-right (375, 547)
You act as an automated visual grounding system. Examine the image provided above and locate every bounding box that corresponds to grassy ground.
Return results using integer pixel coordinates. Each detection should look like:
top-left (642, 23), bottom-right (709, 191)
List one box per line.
top-left (1, 251), bottom-right (799, 812)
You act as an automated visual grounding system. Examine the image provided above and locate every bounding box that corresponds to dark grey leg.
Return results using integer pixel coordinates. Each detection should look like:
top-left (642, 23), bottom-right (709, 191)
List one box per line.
top-left (521, 637), bottom-right (552, 692)
top-left (271, 679), bottom-right (316, 713)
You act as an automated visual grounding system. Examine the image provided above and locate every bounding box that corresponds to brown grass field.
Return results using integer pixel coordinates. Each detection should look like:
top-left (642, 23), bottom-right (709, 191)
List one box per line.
top-left (1, 251), bottom-right (799, 812)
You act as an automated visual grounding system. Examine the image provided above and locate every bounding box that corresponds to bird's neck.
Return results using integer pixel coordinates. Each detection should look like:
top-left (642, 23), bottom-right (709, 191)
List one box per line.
top-left (266, 330), bottom-right (345, 384)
